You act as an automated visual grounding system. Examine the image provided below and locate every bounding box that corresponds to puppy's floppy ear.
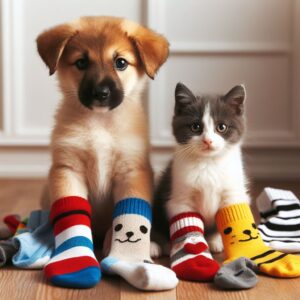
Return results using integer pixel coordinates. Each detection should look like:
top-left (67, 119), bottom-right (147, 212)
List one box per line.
top-left (36, 24), bottom-right (78, 75)
top-left (127, 23), bottom-right (169, 79)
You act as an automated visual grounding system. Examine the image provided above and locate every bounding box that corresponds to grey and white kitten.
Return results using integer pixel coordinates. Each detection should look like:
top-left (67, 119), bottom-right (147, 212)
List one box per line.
top-left (153, 82), bottom-right (250, 253)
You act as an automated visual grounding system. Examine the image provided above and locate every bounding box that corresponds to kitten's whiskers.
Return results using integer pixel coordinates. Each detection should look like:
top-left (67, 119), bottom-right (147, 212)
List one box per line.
top-left (175, 144), bottom-right (198, 161)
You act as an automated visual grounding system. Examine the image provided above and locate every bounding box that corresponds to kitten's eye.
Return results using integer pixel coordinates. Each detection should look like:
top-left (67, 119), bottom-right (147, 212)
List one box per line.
top-left (190, 123), bottom-right (201, 133)
top-left (216, 123), bottom-right (227, 133)
top-left (75, 57), bottom-right (89, 70)
top-left (252, 223), bottom-right (257, 229)
top-left (115, 58), bottom-right (128, 71)
top-left (114, 224), bottom-right (123, 232)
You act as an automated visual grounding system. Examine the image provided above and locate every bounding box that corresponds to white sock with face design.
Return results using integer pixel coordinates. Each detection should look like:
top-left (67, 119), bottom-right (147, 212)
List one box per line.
top-left (101, 198), bottom-right (178, 290)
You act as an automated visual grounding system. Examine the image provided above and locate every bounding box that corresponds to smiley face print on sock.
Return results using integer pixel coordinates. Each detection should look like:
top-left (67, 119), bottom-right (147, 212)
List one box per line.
top-left (109, 214), bottom-right (152, 261)
top-left (114, 221), bottom-right (149, 244)
top-left (223, 222), bottom-right (259, 246)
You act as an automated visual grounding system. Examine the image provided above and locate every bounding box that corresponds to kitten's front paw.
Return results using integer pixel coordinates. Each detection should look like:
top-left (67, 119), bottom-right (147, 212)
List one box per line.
top-left (150, 241), bottom-right (162, 258)
top-left (208, 233), bottom-right (224, 253)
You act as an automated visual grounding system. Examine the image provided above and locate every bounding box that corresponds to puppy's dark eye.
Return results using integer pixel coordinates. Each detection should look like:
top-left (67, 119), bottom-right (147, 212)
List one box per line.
top-left (115, 58), bottom-right (128, 71)
top-left (224, 227), bottom-right (232, 235)
top-left (252, 223), bottom-right (257, 229)
top-left (114, 224), bottom-right (123, 232)
top-left (75, 57), bottom-right (89, 70)
top-left (140, 225), bottom-right (148, 234)
top-left (190, 122), bottom-right (201, 133)
top-left (216, 123), bottom-right (227, 133)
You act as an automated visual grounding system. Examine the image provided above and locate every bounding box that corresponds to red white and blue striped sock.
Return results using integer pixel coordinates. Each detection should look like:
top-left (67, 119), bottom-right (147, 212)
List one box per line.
top-left (44, 196), bottom-right (101, 288)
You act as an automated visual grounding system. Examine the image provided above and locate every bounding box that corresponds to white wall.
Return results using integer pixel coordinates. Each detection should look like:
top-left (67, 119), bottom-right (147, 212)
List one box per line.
top-left (0, 0), bottom-right (300, 179)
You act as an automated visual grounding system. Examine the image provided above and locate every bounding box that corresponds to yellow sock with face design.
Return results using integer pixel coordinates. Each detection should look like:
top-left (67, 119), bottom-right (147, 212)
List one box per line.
top-left (216, 203), bottom-right (300, 278)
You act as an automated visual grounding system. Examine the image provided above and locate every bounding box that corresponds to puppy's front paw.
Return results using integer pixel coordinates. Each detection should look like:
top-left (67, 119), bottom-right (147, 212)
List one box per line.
top-left (150, 241), bottom-right (162, 258)
top-left (208, 233), bottom-right (224, 254)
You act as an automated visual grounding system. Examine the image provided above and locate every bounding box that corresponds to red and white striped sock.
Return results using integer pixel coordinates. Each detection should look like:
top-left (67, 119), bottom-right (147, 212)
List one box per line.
top-left (170, 212), bottom-right (219, 281)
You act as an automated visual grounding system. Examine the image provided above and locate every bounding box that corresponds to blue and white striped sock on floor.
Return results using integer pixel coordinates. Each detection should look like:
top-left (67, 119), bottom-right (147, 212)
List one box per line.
top-left (257, 187), bottom-right (300, 253)
top-left (101, 197), bottom-right (178, 291)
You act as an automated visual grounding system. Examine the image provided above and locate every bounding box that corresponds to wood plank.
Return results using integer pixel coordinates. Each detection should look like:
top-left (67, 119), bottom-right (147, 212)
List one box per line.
top-left (177, 280), bottom-right (248, 300)
top-left (0, 268), bottom-right (44, 300)
top-left (246, 275), bottom-right (300, 300)
top-left (35, 275), bottom-right (120, 300)
top-left (0, 256), bottom-right (120, 300)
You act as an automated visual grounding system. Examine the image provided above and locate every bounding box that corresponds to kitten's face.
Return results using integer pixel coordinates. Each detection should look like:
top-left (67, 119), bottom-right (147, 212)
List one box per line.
top-left (172, 83), bottom-right (246, 157)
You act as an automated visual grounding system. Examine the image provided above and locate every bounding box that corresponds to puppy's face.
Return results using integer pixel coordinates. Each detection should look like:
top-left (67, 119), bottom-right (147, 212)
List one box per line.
top-left (37, 17), bottom-right (169, 111)
top-left (59, 26), bottom-right (138, 111)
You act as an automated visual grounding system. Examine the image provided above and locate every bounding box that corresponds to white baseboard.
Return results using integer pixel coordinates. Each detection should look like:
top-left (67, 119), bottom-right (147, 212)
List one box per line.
top-left (0, 147), bottom-right (300, 180)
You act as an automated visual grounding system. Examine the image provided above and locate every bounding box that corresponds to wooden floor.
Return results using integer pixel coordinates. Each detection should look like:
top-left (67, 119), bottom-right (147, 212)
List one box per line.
top-left (0, 179), bottom-right (300, 300)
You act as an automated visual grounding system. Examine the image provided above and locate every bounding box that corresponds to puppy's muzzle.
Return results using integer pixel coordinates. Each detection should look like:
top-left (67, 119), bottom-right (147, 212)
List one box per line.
top-left (79, 76), bottom-right (124, 111)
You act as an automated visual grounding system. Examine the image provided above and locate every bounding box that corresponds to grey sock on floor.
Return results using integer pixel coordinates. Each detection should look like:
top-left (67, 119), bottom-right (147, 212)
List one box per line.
top-left (214, 257), bottom-right (258, 290)
top-left (0, 240), bottom-right (18, 267)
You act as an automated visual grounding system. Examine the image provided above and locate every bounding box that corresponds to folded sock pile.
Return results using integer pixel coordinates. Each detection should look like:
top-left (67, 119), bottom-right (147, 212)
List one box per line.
top-left (257, 187), bottom-right (300, 253)
top-left (0, 217), bottom-right (27, 267)
top-left (0, 210), bottom-right (54, 269)
top-left (12, 210), bottom-right (54, 269)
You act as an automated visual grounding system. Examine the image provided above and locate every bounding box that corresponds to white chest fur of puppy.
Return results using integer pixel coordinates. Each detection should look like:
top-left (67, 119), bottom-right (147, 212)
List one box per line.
top-left (53, 97), bottom-right (146, 199)
top-left (37, 16), bottom-right (169, 240)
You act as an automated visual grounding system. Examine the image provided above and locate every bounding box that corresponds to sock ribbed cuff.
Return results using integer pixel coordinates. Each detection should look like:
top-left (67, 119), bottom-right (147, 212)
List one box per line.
top-left (50, 197), bottom-right (92, 236)
top-left (216, 203), bottom-right (254, 230)
top-left (50, 196), bottom-right (91, 223)
top-left (113, 198), bottom-right (152, 223)
top-left (170, 212), bottom-right (204, 241)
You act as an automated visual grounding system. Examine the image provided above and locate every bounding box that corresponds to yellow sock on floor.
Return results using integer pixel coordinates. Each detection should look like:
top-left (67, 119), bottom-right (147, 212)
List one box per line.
top-left (216, 203), bottom-right (300, 278)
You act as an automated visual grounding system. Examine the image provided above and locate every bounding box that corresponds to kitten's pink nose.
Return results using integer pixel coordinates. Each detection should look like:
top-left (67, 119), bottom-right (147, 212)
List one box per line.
top-left (203, 139), bottom-right (213, 146)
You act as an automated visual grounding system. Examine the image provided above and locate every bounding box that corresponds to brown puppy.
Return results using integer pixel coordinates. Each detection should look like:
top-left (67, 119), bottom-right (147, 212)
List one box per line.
top-left (37, 16), bottom-right (169, 242)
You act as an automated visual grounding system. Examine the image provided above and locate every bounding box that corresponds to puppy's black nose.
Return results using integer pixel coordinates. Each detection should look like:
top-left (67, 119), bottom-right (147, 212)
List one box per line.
top-left (126, 231), bottom-right (134, 238)
top-left (93, 85), bottom-right (110, 100)
top-left (243, 229), bottom-right (251, 235)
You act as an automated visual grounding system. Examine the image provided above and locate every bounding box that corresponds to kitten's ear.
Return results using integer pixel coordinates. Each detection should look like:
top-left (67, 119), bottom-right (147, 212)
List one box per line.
top-left (222, 84), bottom-right (246, 115)
top-left (175, 82), bottom-right (196, 114)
